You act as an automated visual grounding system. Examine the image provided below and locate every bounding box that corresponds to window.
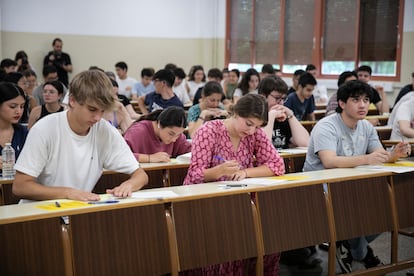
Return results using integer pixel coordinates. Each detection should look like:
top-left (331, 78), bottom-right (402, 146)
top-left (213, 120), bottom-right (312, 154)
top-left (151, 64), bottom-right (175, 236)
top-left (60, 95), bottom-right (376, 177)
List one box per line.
top-left (226, 0), bottom-right (403, 79)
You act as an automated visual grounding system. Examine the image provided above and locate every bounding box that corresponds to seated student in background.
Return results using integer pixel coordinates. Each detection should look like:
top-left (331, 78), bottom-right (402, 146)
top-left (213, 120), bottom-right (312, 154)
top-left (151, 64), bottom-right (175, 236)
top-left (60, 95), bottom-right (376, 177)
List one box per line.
top-left (192, 68), bottom-right (223, 105)
top-left (183, 94), bottom-right (285, 275)
top-left (387, 91), bottom-right (414, 128)
top-left (103, 79), bottom-right (133, 134)
top-left (223, 68), bottom-right (240, 102)
top-left (13, 70), bottom-right (148, 202)
top-left (0, 82), bottom-right (28, 169)
top-left (115, 61), bottom-right (137, 99)
top-left (326, 71), bottom-right (358, 116)
top-left (284, 72), bottom-right (317, 121)
top-left (356, 65), bottom-right (390, 115)
top-left (393, 71), bottom-right (414, 107)
top-left (124, 106), bottom-right (191, 163)
top-left (187, 81), bottom-right (229, 138)
top-left (137, 69), bottom-right (183, 114)
top-left (305, 64), bottom-right (328, 104)
top-left (288, 69), bottom-right (305, 94)
top-left (232, 68), bottom-right (260, 104)
top-left (172, 67), bottom-right (191, 106)
top-left (186, 65), bottom-right (206, 101)
top-left (390, 97), bottom-right (414, 140)
top-left (260, 63), bottom-right (275, 79)
top-left (303, 80), bottom-right (410, 273)
top-left (110, 79), bottom-right (141, 120)
top-left (131, 67), bottom-right (155, 100)
top-left (27, 80), bottom-right (65, 129)
top-left (259, 76), bottom-right (309, 149)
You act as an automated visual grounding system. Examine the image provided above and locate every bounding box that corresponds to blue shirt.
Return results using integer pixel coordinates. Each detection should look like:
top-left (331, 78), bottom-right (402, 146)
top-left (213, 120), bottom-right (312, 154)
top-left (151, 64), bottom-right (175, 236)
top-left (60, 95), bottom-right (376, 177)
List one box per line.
top-left (284, 92), bottom-right (315, 121)
top-left (132, 82), bottom-right (155, 97)
top-left (144, 92), bottom-right (184, 112)
top-left (0, 124), bottom-right (28, 161)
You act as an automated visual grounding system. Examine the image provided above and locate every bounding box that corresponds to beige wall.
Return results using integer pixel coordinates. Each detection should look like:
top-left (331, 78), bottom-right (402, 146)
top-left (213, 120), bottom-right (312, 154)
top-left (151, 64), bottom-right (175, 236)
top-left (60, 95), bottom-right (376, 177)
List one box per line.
top-left (1, 31), bottom-right (225, 81)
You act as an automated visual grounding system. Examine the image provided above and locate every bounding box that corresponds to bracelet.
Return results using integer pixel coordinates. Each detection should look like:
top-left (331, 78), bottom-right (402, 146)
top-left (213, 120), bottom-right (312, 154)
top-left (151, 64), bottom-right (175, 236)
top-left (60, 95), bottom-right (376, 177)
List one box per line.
top-left (287, 113), bottom-right (294, 120)
top-left (148, 154), bottom-right (151, 163)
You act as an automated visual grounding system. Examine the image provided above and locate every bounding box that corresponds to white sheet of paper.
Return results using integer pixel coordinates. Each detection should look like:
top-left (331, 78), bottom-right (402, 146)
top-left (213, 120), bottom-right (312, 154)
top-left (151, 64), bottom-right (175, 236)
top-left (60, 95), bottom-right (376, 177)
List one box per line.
top-left (221, 177), bottom-right (285, 186)
top-left (131, 190), bottom-right (179, 199)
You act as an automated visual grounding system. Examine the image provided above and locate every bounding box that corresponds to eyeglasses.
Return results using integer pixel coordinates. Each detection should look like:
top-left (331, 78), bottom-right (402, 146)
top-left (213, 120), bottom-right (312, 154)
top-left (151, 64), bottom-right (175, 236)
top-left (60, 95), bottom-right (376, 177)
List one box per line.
top-left (269, 94), bottom-right (286, 102)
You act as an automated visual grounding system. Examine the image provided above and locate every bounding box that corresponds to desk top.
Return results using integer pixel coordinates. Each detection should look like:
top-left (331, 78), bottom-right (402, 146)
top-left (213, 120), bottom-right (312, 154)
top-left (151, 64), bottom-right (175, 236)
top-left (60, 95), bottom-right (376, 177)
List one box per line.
top-left (0, 168), bottom-right (392, 225)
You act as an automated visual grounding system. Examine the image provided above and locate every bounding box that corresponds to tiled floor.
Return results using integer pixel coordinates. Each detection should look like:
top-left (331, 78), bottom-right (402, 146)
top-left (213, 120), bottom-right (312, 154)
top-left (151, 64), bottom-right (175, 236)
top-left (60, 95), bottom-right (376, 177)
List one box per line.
top-left (279, 229), bottom-right (414, 275)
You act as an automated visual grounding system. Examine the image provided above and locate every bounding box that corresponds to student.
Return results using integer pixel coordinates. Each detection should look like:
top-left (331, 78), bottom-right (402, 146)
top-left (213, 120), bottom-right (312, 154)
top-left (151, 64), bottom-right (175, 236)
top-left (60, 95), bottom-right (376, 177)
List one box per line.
top-left (260, 76), bottom-right (309, 149)
top-left (124, 106), bottom-right (191, 163)
top-left (102, 79), bottom-right (133, 134)
top-left (284, 72), bottom-right (317, 121)
top-left (110, 79), bottom-right (141, 120)
top-left (186, 65), bottom-right (206, 100)
top-left (303, 80), bottom-right (409, 273)
top-left (137, 69), bottom-right (183, 114)
top-left (356, 65), bottom-right (390, 115)
top-left (325, 71), bottom-right (358, 116)
top-left (393, 71), bottom-right (414, 107)
top-left (390, 97), bottom-right (414, 140)
top-left (32, 65), bottom-right (62, 106)
top-left (27, 80), bottom-right (65, 129)
top-left (305, 64), bottom-right (328, 104)
top-left (0, 82), bottom-right (28, 168)
top-left (187, 81), bottom-right (229, 138)
top-left (43, 38), bottom-right (72, 87)
top-left (183, 93), bottom-right (285, 274)
top-left (172, 67), bottom-right (191, 106)
top-left (192, 68), bottom-right (223, 105)
top-left (288, 69), bottom-right (305, 94)
top-left (13, 70), bottom-right (148, 202)
top-left (223, 68), bottom-right (240, 101)
top-left (115, 61), bottom-right (137, 99)
top-left (261, 63), bottom-right (275, 79)
top-left (22, 69), bottom-right (38, 97)
top-left (232, 68), bottom-right (260, 103)
top-left (131, 67), bottom-right (155, 100)
top-left (0, 58), bottom-right (17, 73)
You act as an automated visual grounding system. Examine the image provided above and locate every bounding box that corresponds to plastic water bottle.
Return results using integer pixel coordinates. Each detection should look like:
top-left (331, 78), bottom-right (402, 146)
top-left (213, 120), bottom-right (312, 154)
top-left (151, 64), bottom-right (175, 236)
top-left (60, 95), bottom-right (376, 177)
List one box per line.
top-left (2, 143), bottom-right (15, 179)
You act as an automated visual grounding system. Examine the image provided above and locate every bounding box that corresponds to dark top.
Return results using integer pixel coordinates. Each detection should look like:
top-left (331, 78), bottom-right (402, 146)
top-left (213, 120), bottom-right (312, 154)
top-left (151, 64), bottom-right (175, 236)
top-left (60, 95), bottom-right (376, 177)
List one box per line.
top-left (0, 124), bottom-right (28, 161)
top-left (272, 120), bottom-right (292, 149)
top-left (394, 84), bottom-right (413, 107)
top-left (117, 94), bottom-right (131, 107)
top-left (144, 91), bottom-right (184, 112)
top-left (43, 51), bottom-right (72, 86)
top-left (39, 105), bottom-right (64, 121)
top-left (284, 93), bottom-right (316, 121)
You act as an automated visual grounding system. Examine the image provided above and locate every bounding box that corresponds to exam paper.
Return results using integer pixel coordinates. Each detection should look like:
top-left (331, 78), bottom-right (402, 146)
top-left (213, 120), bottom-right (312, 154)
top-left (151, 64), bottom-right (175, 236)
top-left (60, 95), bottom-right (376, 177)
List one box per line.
top-left (221, 177), bottom-right (286, 186)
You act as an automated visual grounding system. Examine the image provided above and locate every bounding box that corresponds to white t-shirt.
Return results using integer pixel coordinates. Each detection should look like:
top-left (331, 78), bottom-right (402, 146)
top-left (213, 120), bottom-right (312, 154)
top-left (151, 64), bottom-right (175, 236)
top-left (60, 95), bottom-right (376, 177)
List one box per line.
top-left (173, 80), bottom-right (191, 105)
top-left (15, 110), bottom-right (139, 194)
top-left (390, 98), bottom-right (414, 140)
top-left (116, 76), bottom-right (137, 98)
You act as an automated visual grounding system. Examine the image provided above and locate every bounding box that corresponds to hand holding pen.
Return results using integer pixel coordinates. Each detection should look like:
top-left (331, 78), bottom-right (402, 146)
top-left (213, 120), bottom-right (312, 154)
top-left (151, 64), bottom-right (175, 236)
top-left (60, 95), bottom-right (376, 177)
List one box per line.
top-left (214, 155), bottom-right (241, 178)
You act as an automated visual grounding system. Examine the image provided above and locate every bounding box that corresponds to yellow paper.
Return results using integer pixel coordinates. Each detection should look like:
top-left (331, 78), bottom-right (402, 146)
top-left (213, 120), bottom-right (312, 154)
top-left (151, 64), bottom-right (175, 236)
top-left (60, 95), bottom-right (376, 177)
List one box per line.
top-left (383, 162), bottom-right (414, 167)
top-left (37, 201), bottom-right (89, 211)
top-left (269, 175), bottom-right (311, 181)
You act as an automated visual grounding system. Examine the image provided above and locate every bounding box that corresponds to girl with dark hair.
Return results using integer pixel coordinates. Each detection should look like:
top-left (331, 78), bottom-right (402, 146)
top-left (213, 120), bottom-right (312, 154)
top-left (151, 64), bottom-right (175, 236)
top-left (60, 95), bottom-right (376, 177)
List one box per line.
top-left (183, 93), bottom-right (285, 274)
top-left (233, 68), bottom-right (260, 103)
top-left (124, 106), bottom-right (191, 163)
top-left (0, 82), bottom-right (28, 168)
top-left (27, 80), bottom-right (65, 129)
top-left (186, 65), bottom-right (206, 100)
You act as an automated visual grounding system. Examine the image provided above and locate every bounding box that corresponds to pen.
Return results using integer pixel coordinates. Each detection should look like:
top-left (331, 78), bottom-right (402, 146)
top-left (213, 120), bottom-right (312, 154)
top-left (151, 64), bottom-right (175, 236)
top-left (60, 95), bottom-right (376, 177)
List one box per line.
top-left (225, 184), bottom-right (248, 188)
top-left (55, 201), bottom-right (61, 208)
top-left (88, 200), bottom-right (120, 205)
top-left (213, 155), bottom-right (226, 162)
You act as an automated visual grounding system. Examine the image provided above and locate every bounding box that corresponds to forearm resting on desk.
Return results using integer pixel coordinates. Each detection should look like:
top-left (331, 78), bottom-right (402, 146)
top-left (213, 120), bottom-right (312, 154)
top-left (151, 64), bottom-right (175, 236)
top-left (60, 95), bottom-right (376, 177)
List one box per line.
top-left (106, 168), bottom-right (148, 197)
top-left (12, 171), bottom-right (100, 201)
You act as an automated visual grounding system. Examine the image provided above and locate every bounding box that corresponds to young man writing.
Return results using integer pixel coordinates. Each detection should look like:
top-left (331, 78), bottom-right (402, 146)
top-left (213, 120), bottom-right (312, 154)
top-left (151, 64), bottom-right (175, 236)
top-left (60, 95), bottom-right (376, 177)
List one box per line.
top-left (13, 70), bottom-right (148, 202)
top-left (303, 80), bottom-right (410, 272)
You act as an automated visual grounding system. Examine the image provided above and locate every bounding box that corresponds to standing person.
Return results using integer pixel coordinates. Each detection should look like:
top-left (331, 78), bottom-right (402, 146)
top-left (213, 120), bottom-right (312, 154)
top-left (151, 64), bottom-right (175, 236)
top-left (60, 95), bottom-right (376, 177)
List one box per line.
top-left (27, 80), bottom-right (65, 129)
top-left (115, 61), bottom-right (137, 99)
top-left (232, 68), bottom-right (260, 103)
top-left (183, 94), bottom-right (285, 274)
top-left (260, 76), bottom-right (309, 149)
top-left (124, 106), bottom-right (191, 163)
top-left (284, 72), bottom-right (317, 121)
top-left (43, 38), bottom-right (72, 87)
top-left (13, 70), bottom-right (148, 202)
top-left (137, 69), bottom-right (183, 114)
top-left (303, 80), bottom-right (410, 273)
top-left (0, 82), bottom-right (28, 170)
top-left (356, 65), bottom-right (390, 115)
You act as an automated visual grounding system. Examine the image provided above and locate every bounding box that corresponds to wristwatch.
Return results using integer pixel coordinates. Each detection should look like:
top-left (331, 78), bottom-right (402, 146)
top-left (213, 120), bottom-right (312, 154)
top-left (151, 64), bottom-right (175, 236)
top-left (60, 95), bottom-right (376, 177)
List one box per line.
top-left (287, 113), bottom-right (294, 120)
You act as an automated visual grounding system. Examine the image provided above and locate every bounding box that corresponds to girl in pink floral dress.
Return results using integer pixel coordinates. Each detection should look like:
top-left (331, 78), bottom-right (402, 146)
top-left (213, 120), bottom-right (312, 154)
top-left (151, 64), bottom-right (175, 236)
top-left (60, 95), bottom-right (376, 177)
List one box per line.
top-left (183, 94), bottom-right (285, 275)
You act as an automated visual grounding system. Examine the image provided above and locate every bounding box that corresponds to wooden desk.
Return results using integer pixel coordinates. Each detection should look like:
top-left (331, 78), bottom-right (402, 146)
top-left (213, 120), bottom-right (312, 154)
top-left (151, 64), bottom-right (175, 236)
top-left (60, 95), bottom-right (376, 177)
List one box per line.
top-left (314, 109), bottom-right (326, 120)
top-left (375, 126), bottom-right (392, 142)
top-left (278, 147), bottom-right (307, 173)
top-left (366, 114), bottom-right (389, 126)
top-left (1, 168), bottom-right (414, 275)
top-left (300, 120), bottom-right (317, 133)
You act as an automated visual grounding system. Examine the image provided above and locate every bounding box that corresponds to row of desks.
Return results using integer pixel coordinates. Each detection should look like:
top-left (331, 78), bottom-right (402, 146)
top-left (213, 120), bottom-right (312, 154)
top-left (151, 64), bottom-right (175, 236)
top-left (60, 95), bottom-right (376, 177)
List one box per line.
top-left (0, 167), bottom-right (413, 275)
